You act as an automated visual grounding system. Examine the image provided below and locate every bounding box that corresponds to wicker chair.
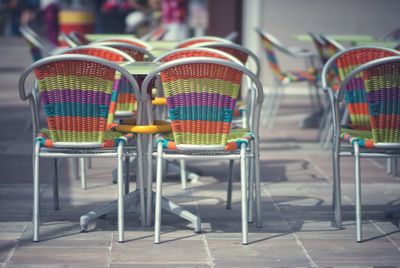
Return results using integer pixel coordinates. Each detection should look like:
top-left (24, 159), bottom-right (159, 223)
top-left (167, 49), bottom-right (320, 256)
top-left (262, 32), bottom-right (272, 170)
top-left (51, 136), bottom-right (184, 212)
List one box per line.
top-left (189, 42), bottom-right (261, 128)
top-left (327, 55), bottom-right (400, 242)
top-left (256, 28), bottom-right (320, 130)
top-left (142, 57), bottom-right (263, 244)
top-left (91, 36), bottom-right (152, 50)
top-left (321, 46), bottom-right (400, 236)
top-left (175, 36), bottom-right (232, 49)
top-left (56, 45), bottom-right (136, 189)
top-left (19, 54), bottom-right (142, 242)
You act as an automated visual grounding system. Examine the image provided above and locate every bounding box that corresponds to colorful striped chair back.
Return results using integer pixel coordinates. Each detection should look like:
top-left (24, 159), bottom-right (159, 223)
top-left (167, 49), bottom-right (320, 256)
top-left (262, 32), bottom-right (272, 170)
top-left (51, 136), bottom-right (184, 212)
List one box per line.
top-left (33, 56), bottom-right (120, 146)
top-left (88, 43), bottom-right (154, 116)
top-left (255, 28), bottom-right (284, 80)
top-left (309, 33), bottom-right (325, 65)
top-left (361, 57), bottom-right (400, 143)
top-left (159, 58), bottom-right (243, 149)
top-left (92, 37), bottom-right (152, 50)
top-left (175, 36), bottom-right (232, 49)
top-left (95, 42), bottom-right (155, 62)
top-left (334, 47), bottom-right (399, 131)
top-left (320, 35), bottom-right (345, 64)
top-left (60, 45), bottom-right (136, 123)
top-left (70, 31), bottom-right (90, 45)
top-left (155, 47), bottom-right (240, 64)
top-left (189, 42), bottom-right (260, 77)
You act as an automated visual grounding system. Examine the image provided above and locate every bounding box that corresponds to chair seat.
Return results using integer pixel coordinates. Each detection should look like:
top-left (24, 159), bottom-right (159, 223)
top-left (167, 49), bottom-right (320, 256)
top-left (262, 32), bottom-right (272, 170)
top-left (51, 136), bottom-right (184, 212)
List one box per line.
top-left (155, 128), bottom-right (254, 151)
top-left (340, 127), bottom-right (375, 148)
top-left (282, 68), bottom-right (318, 82)
top-left (35, 128), bottom-right (134, 148)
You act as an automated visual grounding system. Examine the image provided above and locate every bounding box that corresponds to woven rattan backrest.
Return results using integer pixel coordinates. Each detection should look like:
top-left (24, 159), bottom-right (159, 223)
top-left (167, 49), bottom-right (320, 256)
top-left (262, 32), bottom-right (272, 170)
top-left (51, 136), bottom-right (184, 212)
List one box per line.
top-left (190, 42), bottom-right (260, 77)
top-left (159, 59), bottom-right (243, 147)
top-left (155, 48), bottom-right (240, 64)
top-left (34, 59), bottom-right (117, 144)
top-left (362, 59), bottom-right (400, 143)
top-left (60, 45), bottom-right (136, 122)
top-left (175, 36), bottom-right (232, 49)
top-left (256, 29), bottom-right (284, 79)
top-left (95, 42), bottom-right (154, 62)
top-left (335, 48), bottom-right (399, 130)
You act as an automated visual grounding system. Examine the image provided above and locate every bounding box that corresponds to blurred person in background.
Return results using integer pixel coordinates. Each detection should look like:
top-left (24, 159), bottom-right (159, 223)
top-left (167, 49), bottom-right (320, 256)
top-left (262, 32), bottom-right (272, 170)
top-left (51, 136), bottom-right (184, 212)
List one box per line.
top-left (125, 0), bottom-right (161, 36)
top-left (10, 0), bottom-right (39, 35)
top-left (40, 0), bottom-right (59, 45)
top-left (161, 0), bottom-right (187, 40)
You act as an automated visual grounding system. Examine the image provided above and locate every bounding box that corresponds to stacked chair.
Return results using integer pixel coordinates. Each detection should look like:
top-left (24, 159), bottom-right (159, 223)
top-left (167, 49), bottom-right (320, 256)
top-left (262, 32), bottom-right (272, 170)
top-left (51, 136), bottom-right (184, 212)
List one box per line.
top-left (256, 28), bottom-right (321, 130)
top-left (322, 46), bottom-right (400, 242)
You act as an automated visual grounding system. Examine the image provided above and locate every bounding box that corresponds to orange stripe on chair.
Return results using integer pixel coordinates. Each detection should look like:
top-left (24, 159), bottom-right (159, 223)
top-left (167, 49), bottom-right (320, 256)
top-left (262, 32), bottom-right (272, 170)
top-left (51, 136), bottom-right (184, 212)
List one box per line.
top-left (171, 120), bottom-right (231, 134)
top-left (348, 103), bottom-right (370, 115)
top-left (48, 116), bottom-right (107, 132)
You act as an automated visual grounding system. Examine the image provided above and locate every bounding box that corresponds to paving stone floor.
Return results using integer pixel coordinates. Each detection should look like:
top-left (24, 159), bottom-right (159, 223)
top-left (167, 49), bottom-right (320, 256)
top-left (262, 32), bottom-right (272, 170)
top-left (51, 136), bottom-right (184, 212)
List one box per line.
top-left (0, 37), bottom-right (399, 267)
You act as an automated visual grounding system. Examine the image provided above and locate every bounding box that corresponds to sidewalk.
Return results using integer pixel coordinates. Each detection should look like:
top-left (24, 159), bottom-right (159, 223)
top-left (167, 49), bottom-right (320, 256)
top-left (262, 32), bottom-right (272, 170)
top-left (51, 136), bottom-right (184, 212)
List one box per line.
top-left (0, 37), bottom-right (399, 267)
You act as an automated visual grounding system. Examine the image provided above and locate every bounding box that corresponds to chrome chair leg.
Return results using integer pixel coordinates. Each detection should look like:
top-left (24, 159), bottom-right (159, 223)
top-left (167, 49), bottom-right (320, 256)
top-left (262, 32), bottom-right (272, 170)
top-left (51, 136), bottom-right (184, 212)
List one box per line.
top-left (33, 141), bottom-right (41, 242)
top-left (53, 158), bottom-right (59, 210)
top-left (354, 141), bottom-right (362, 242)
top-left (154, 143), bottom-right (163, 244)
top-left (180, 159), bottom-right (187, 190)
top-left (226, 159), bottom-right (234, 209)
top-left (80, 158), bottom-right (86, 190)
top-left (240, 143), bottom-right (248, 245)
top-left (117, 143), bottom-right (125, 243)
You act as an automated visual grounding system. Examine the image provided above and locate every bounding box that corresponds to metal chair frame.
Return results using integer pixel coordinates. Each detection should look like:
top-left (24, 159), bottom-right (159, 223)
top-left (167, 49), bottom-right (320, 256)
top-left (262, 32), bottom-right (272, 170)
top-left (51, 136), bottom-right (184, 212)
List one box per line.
top-left (152, 47), bottom-right (247, 194)
top-left (19, 54), bottom-right (144, 243)
top-left (328, 56), bottom-right (400, 242)
top-left (142, 57), bottom-right (264, 245)
top-left (321, 46), bottom-right (400, 241)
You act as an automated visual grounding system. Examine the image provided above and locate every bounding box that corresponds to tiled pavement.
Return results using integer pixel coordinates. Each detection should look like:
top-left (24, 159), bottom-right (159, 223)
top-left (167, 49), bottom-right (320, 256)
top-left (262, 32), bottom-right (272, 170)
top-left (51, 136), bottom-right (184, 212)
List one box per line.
top-left (0, 37), bottom-right (399, 267)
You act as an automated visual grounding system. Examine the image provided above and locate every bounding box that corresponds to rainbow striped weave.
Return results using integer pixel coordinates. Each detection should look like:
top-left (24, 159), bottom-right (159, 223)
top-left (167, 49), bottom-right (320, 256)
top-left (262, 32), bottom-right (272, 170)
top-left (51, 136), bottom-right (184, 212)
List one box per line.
top-left (258, 32), bottom-right (317, 82)
top-left (159, 61), bottom-right (244, 148)
top-left (62, 47), bottom-right (136, 120)
top-left (336, 48), bottom-right (398, 131)
top-left (34, 59), bottom-right (121, 146)
top-left (363, 61), bottom-right (400, 144)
